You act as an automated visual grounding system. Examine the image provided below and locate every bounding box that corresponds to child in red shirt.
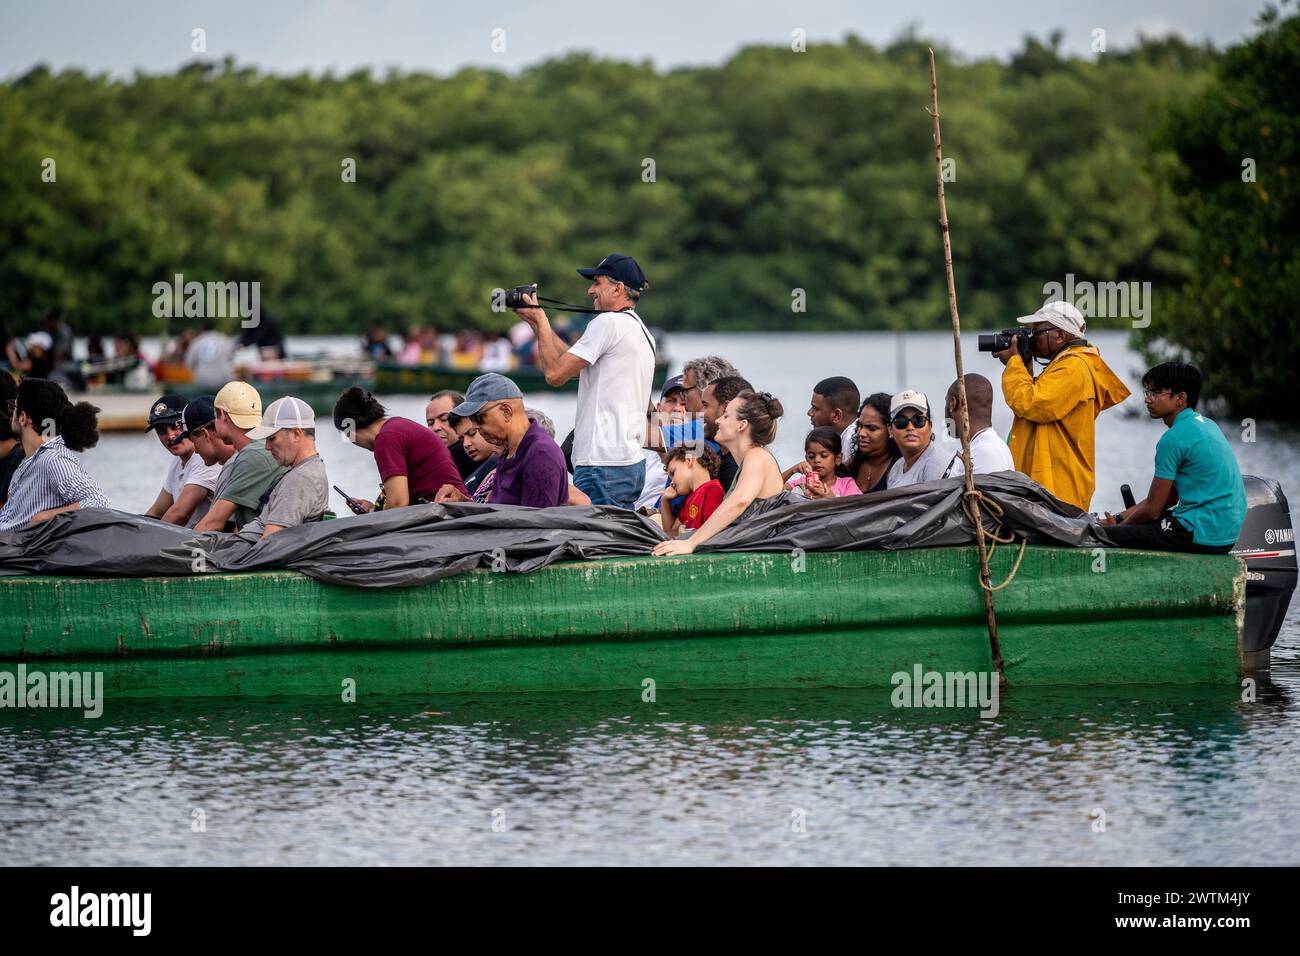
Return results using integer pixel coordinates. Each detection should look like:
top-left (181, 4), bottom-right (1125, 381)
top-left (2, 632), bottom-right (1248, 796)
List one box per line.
top-left (660, 444), bottom-right (724, 536)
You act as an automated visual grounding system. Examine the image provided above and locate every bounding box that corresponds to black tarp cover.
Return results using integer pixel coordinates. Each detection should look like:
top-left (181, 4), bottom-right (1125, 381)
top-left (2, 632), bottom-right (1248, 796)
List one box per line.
top-left (0, 473), bottom-right (1113, 588)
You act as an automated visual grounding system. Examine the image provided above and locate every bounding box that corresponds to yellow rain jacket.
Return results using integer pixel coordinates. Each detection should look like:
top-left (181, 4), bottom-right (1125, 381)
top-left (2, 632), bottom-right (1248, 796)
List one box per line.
top-left (1002, 344), bottom-right (1130, 511)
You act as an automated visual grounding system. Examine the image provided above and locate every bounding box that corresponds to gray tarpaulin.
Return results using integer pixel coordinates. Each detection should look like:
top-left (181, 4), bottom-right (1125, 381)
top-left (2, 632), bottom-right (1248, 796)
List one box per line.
top-left (0, 472), bottom-right (1113, 588)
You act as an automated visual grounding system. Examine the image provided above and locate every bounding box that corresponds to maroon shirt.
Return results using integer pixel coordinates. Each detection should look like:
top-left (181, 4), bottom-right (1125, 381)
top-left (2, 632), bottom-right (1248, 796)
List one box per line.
top-left (373, 417), bottom-right (467, 502)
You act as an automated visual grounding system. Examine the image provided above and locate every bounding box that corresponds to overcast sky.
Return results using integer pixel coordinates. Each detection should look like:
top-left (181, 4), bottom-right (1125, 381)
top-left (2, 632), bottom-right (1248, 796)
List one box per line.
top-left (0, 0), bottom-right (1266, 78)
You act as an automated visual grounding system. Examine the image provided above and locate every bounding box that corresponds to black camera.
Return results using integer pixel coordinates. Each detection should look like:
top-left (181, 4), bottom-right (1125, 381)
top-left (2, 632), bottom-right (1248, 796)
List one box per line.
top-left (977, 328), bottom-right (1027, 352)
top-left (499, 284), bottom-right (537, 309)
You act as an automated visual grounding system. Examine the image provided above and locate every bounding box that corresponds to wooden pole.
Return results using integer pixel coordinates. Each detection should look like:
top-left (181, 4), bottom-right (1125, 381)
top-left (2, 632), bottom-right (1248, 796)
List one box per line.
top-left (926, 48), bottom-right (1006, 685)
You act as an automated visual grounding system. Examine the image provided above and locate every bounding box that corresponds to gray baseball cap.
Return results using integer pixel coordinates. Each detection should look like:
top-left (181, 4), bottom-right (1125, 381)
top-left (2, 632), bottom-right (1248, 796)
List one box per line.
top-left (451, 373), bottom-right (524, 417)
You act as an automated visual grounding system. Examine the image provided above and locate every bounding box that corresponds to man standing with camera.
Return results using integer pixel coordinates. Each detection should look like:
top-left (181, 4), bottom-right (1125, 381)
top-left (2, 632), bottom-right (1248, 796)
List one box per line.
top-left (512, 253), bottom-right (656, 509)
top-left (992, 300), bottom-right (1129, 511)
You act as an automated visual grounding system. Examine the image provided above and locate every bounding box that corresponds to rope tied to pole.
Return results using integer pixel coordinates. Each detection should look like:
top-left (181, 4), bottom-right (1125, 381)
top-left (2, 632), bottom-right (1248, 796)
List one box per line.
top-left (926, 48), bottom-right (1009, 684)
top-left (958, 487), bottom-right (1028, 591)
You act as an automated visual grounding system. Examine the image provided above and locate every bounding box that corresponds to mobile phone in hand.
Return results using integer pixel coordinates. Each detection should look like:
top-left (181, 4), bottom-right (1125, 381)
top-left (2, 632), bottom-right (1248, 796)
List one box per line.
top-left (333, 485), bottom-right (368, 515)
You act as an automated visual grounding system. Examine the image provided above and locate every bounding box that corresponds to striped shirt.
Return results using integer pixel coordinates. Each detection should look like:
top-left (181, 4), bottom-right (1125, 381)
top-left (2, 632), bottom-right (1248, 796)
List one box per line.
top-left (0, 436), bottom-right (110, 532)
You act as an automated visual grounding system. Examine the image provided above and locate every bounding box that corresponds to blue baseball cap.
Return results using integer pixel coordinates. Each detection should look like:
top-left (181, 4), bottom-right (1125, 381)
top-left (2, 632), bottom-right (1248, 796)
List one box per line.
top-left (171, 395), bottom-right (217, 446)
top-left (451, 373), bottom-right (524, 417)
top-left (576, 253), bottom-right (647, 293)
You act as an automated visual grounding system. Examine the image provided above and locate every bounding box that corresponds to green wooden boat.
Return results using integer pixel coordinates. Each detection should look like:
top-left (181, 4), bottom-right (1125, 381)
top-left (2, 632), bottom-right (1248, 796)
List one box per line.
top-left (0, 546), bottom-right (1246, 701)
top-left (374, 360), bottom-right (670, 396)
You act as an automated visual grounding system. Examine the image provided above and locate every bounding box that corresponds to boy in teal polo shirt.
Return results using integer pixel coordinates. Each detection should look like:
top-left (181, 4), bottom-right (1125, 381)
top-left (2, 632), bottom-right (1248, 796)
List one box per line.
top-left (1101, 363), bottom-right (1246, 553)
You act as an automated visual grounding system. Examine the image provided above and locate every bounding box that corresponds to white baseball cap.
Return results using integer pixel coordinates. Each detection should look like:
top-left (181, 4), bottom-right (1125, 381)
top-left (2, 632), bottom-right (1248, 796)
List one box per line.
top-left (248, 396), bottom-right (315, 439)
top-left (890, 389), bottom-right (930, 418)
top-left (1016, 300), bottom-right (1086, 337)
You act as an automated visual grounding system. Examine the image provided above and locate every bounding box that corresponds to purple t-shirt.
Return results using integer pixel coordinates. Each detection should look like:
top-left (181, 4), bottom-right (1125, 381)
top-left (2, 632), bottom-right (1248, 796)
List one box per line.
top-left (373, 417), bottom-right (466, 502)
top-left (489, 421), bottom-right (568, 508)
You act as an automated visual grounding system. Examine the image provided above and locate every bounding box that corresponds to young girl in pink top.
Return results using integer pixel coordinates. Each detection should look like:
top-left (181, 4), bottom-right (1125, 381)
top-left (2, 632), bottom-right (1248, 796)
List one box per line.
top-left (787, 426), bottom-right (861, 499)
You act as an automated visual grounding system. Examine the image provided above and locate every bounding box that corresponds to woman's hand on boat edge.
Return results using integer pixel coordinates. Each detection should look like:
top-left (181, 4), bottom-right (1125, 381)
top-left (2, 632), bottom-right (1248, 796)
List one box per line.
top-left (652, 538), bottom-right (697, 557)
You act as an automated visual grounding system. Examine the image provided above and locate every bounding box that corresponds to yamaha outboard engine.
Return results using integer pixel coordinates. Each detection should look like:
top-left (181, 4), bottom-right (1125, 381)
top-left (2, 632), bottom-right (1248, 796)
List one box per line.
top-left (1231, 475), bottom-right (1297, 668)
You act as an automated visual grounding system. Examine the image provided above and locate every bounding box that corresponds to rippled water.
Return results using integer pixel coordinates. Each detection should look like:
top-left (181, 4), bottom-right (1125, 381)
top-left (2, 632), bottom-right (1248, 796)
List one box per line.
top-left (5, 331), bottom-right (1299, 865)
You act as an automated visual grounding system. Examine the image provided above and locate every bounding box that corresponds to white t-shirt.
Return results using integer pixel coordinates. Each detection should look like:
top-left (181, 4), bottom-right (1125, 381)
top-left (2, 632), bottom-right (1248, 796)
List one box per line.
top-left (568, 310), bottom-right (656, 466)
top-left (163, 452), bottom-right (223, 527)
top-left (185, 331), bottom-right (237, 387)
top-left (635, 448), bottom-right (669, 511)
top-left (943, 428), bottom-right (1017, 478)
top-left (886, 437), bottom-right (959, 488)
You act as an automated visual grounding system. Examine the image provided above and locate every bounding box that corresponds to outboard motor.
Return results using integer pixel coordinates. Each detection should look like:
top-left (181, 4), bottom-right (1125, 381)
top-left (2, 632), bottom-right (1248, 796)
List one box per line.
top-left (1231, 475), bottom-right (1297, 667)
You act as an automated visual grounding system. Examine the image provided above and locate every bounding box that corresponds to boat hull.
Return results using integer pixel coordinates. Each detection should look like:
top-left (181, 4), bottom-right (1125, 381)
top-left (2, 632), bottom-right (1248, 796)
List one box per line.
top-left (0, 547), bottom-right (1245, 699)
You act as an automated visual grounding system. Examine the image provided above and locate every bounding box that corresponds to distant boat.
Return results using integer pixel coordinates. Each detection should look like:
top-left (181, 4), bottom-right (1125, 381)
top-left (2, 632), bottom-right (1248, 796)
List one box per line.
top-left (374, 358), bottom-right (670, 396)
top-left (375, 326), bottom-right (671, 396)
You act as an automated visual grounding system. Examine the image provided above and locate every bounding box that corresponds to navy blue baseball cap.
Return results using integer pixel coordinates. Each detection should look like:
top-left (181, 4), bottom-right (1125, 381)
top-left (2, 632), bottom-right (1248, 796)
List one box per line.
top-left (451, 373), bottom-right (524, 417)
top-left (577, 253), bottom-right (647, 293)
top-left (171, 395), bottom-right (217, 446)
top-left (145, 394), bottom-right (189, 432)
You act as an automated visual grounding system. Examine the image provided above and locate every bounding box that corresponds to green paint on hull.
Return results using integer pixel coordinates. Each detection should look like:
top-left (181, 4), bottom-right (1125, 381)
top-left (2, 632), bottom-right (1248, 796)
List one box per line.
top-left (0, 547), bottom-right (1245, 698)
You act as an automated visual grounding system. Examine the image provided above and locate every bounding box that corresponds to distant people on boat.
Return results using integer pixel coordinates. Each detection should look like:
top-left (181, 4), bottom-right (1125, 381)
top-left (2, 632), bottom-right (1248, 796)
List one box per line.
top-left (480, 331), bottom-right (514, 372)
top-left (659, 444), bottom-right (724, 536)
top-left (509, 319), bottom-right (536, 365)
top-left (1, 322), bottom-right (30, 374)
top-left (992, 300), bottom-right (1129, 510)
top-left (363, 324), bottom-right (394, 361)
top-left (787, 426), bottom-right (861, 499)
top-left (805, 376), bottom-right (861, 466)
top-left (437, 373), bottom-right (569, 508)
top-left (333, 386), bottom-right (467, 510)
top-left (174, 396), bottom-right (237, 475)
top-left (449, 330), bottom-right (484, 369)
top-left (450, 411), bottom-right (503, 502)
top-left (113, 332), bottom-right (154, 389)
top-left (237, 308), bottom-right (287, 360)
top-left (653, 390), bottom-right (785, 555)
top-left (0, 378), bottom-right (109, 532)
top-left (0, 371), bottom-right (22, 507)
top-left (511, 253), bottom-right (656, 509)
top-left (681, 356), bottom-right (738, 417)
top-left (846, 392), bottom-right (900, 493)
top-left (703, 374), bottom-right (753, 491)
top-left (24, 332), bottom-right (54, 379)
top-left (186, 321), bottom-right (238, 388)
top-left (1100, 363), bottom-right (1246, 554)
top-left (194, 383), bottom-right (289, 533)
top-left (235, 397), bottom-right (329, 541)
top-left (41, 308), bottom-right (74, 367)
top-left (162, 328), bottom-right (197, 366)
top-left (886, 390), bottom-right (953, 487)
top-left (142, 394), bottom-right (222, 528)
top-left (398, 327), bottom-right (423, 365)
top-left (941, 374), bottom-right (1016, 478)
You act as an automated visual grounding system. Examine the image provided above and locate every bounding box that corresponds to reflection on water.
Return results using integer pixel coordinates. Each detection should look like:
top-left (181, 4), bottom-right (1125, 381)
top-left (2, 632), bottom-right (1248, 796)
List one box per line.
top-left (3, 659), bottom-right (1297, 865)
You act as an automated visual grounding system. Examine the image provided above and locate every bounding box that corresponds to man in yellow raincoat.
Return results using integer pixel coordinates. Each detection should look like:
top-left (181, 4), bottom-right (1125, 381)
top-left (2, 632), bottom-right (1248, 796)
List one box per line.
top-left (994, 301), bottom-right (1130, 511)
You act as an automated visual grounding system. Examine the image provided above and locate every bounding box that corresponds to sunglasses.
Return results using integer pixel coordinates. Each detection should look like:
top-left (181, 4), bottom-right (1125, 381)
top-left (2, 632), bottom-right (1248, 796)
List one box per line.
top-left (891, 413), bottom-right (929, 430)
top-left (4, 399), bottom-right (16, 416)
top-left (471, 401), bottom-right (508, 426)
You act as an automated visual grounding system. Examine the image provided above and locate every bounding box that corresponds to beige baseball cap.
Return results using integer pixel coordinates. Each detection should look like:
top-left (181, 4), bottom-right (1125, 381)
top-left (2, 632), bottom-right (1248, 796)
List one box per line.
top-left (214, 381), bottom-right (263, 430)
top-left (890, 389), bottom-right (930, 418)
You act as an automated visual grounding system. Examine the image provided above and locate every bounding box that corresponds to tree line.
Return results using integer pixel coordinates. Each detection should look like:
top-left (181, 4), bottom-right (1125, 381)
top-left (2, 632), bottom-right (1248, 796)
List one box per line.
top-left (2, 15), bottom-right (1290, 420)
